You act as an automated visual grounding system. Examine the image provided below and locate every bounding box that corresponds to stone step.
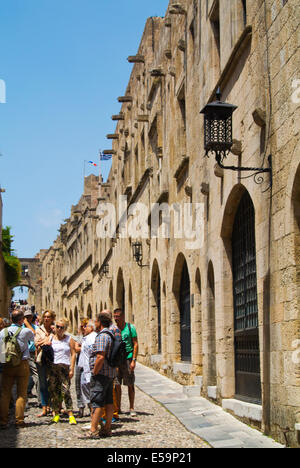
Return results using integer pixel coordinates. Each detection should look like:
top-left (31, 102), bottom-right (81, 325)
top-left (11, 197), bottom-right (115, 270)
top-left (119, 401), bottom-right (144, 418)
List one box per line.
top-left (183, 385), bottom-right (201, 398)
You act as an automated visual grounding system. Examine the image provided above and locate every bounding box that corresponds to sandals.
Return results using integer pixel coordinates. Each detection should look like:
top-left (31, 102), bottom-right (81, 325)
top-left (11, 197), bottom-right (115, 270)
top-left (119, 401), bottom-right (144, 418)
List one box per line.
top-left (87, 430), bottom-right (100, 439)
top-left (99, 427), bottom-right (112, 438)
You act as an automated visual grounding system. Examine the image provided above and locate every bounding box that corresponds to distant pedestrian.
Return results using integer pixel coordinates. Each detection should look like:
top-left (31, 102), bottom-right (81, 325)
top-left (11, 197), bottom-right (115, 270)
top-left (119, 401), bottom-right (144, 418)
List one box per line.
top-left (23, 309), bottom-right (39, 400)
top-left (0, 310), bottom-right (34, 428)
top-left (47, 320), bottom-right (77, 425)
top-left (34, 310), bottom-right (55, 417)
top-left (114, 308), bottom-right (139, 417)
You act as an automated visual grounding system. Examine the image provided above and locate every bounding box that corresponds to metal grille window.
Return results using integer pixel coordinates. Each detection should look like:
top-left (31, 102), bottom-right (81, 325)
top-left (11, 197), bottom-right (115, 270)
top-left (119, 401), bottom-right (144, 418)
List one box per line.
top-left (232, 194), bottom-right (258, 332)
top-left (232, 191), bottom-right (261, 402)
top-left (180, 261), bottom-right (191, 362)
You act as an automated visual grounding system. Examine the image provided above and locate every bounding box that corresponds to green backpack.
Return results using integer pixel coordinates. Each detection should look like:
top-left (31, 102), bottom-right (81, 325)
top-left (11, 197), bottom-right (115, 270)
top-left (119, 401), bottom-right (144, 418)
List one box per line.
top-left (3, 327), bottom-right (23, 367)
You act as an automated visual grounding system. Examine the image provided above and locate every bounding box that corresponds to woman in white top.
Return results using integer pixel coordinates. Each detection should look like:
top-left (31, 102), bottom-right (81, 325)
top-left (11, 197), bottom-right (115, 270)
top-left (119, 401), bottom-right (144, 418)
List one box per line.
top-left (46, 319), bottom-right (77, 425)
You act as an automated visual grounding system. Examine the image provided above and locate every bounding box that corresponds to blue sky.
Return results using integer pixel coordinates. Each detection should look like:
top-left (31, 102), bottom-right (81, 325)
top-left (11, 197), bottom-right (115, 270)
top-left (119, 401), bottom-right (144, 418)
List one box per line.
top-left (0, 0), bottom-right (169, 270)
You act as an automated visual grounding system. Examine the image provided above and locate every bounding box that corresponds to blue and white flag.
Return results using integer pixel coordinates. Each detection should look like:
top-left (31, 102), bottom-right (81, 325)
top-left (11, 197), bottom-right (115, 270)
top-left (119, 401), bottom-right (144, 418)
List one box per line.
top-left (99, 152), bottom-right (113, 161)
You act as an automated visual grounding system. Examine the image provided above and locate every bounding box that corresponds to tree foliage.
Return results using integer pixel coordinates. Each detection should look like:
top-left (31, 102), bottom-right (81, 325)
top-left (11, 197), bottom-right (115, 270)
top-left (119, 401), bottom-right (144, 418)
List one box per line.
top-left (2, 226), bottom-right (21, 287)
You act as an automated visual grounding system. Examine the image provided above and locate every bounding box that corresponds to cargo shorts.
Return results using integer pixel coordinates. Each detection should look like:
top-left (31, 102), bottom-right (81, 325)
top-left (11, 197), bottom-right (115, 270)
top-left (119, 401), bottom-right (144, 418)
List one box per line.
top-left (90, 374), bottom-right (114, 408)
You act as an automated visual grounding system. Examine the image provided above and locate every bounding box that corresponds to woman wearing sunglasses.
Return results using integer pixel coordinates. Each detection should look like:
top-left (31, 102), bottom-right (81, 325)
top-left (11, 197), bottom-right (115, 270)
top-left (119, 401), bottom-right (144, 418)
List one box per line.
top-left (47, 320), bottom-right (77, 425)
top-left (34, 310), bottom-right (56, 417)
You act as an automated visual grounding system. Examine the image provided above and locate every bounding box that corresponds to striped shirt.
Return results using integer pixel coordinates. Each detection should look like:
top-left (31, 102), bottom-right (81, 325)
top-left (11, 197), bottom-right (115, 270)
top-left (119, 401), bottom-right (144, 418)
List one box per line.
top-left (89, 328), bottom-right (116, 379)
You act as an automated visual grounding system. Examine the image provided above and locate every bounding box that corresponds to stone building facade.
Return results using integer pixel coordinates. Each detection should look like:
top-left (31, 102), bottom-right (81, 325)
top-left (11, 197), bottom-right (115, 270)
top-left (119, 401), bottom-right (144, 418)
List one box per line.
top-left (38, 0), bottom-right (300, 446)
top-left (20, 255), bottom-right (44, 313)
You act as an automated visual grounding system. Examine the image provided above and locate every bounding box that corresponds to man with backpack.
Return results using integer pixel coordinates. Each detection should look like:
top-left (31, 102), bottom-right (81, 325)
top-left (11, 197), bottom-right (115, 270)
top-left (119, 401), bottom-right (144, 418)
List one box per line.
top-left (113, 308), bottom-right (139, 417)
top-left (0, 310), bottom-right (34, 429)
top-left (89, 312), bottom-right (117, 438)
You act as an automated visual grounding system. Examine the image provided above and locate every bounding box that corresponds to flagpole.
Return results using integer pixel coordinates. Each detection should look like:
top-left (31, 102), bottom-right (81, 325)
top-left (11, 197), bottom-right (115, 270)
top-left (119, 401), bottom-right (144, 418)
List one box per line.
top-left (99, 150), bottom-right (102, 199)
top-left (83, 160), bottom-right (86, 192)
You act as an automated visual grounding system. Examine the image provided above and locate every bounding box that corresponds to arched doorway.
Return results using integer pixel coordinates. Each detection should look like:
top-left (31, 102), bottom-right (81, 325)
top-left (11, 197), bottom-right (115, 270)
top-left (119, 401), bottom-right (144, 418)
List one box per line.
top-left (151, 260), bottom-right (162, 354)
top-left (74, 307), bottom-right (79, 334)
top-left (12, 285), bottom-right (35, 306)
top-left (87, 304), bottom-right (92, 319)
top-left (232, 191), bottom-right (261, 402)
top-left (179, 260), bottom-right (191, 362)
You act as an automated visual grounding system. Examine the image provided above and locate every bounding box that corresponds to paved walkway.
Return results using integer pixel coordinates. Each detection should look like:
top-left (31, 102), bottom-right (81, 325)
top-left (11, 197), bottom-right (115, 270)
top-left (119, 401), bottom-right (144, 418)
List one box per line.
top-left (0, 370), bottom-right (208, 448)
top-left (135, 363), bottom-right (285, 449)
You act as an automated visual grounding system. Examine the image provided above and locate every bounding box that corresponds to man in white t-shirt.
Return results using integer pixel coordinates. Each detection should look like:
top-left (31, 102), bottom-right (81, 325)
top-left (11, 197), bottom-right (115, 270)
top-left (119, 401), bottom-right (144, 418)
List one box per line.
top-left (0, 310), bottom-right (34, 428)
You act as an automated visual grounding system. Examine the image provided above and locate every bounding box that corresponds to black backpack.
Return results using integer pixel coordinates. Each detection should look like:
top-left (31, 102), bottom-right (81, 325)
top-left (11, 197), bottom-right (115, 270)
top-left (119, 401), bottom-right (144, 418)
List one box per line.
top-left (100, 330), bottom-right (127, 368)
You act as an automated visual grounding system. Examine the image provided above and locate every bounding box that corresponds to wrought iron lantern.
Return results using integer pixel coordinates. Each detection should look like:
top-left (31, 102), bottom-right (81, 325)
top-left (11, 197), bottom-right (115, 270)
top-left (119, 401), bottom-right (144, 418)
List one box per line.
top-left (103, 263), bottom-right (109, 276)
top-left (200, 88), bottom-right (272, 186)
top-left (201, 88), bottom-right (237, 163)
top-left (132, 241), bottom-right (143, 266)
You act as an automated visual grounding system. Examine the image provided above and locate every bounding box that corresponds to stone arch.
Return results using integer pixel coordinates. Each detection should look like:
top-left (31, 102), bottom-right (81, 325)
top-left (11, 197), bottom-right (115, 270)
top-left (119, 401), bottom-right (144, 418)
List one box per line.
top-left (150, 259), bottom-right (162, 355)
top-left (172, 253), bottom-right (191, 362)
top-left (12, 283), bottom-right (35, 293)
top-left (220, 183), bottom-right (247, 240)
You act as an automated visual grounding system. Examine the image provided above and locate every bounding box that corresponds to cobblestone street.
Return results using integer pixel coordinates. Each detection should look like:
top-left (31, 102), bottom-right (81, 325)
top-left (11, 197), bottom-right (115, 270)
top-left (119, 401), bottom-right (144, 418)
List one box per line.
top-left (0, 381), bottom-right (209, 449)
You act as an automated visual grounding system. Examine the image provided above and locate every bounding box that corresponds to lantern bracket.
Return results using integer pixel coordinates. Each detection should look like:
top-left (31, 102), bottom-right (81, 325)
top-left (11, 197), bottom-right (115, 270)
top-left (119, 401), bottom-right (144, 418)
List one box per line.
top-left (209, 151), bottom-right (273, 188)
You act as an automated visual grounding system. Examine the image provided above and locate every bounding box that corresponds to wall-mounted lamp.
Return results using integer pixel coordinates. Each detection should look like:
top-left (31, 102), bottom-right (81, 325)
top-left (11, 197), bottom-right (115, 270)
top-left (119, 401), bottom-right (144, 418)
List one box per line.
top-left (132, 241), bottom-right (143, 267)
top-left (200, 88), bottom-right (272, 187)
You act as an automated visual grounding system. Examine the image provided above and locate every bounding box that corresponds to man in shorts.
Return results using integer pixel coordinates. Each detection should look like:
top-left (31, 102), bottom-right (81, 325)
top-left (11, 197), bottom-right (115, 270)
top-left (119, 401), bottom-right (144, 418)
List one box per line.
top-left (113, 308), bottom-right (139, 417)
top-left (89, 312), bottom-right (116, 437)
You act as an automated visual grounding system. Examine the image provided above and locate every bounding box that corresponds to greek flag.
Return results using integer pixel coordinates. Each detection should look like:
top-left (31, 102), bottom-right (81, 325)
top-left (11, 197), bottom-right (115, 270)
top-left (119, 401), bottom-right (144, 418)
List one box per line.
top-left (99, 152), bottom-right (113, 161)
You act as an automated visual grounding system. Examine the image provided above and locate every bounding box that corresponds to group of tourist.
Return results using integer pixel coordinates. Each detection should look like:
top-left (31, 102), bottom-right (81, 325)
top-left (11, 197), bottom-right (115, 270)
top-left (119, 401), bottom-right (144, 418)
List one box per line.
top-left (0, 305), bottom-right (139, 439)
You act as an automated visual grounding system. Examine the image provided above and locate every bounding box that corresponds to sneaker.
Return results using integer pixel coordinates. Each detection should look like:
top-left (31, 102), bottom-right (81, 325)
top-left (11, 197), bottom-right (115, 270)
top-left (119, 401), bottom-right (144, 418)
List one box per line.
top-left (52, 414), bottom-right (60, 424)
top-left (69, 415), bottom-right (77, 425)
top-left (111, 417), bottom-right (120, 423)
top-left (130, 410), bottom-right (137, 417)
top-left (81, 424), bottom-right (91, 431)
